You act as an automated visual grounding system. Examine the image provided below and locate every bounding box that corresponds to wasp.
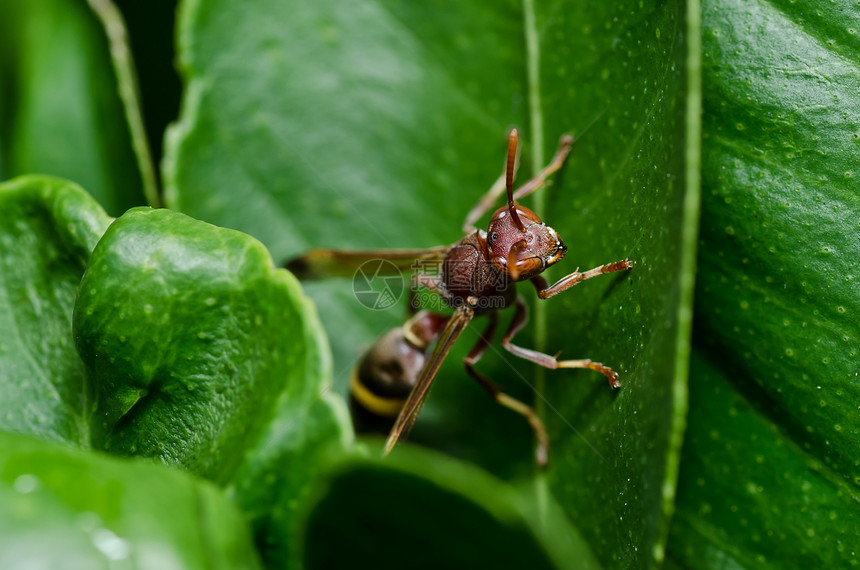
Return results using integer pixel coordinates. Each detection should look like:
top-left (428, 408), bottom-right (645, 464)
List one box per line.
top-left (288, 130), bottom-right (632, 466)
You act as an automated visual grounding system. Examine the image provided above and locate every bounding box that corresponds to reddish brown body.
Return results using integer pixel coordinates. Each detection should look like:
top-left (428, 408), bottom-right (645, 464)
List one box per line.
top-left (441, 231), bottom-right (517, 313)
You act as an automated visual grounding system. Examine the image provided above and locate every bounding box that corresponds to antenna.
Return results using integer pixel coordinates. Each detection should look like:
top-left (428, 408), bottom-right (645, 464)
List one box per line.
top-left (506, 129), bottom-right (525, 231)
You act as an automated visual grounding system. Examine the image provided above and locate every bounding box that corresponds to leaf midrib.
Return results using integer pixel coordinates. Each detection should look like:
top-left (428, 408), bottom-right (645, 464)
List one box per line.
top-left (521, 0), bottom-right (555, 529)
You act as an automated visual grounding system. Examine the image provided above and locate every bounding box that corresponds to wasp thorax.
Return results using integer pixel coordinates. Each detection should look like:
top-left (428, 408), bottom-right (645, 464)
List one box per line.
top-left (486, 205), bottom-right (566, 281)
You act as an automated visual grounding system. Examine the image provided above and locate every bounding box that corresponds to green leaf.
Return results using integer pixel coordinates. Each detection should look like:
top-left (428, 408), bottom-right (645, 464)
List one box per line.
top-left (2, 173), bottom-right (353, 564)
top-left (533, 2), bottom-right (700, 567)
top-left (75, 207), bottom-right (297, 478)
top-left (231, 395), bottom-right (349, 566)
top-left (0, 176), bottom-right (112, 446)
top-left (667, 0), bottom-right (860, 566)
top-left (73, 206), bottom-right (347, 474)
top-left (0, 430), bottom-right (261, 569)
top-left (670, 352), bottom-right (860, 568)
top-left (302, 446), bottom-right (600, 570)
top-left (0, 0), bottom-right (147, 215)
top-left (164, 0), bottom-right (700, 566)
top-left (73, 206), bottom-right (352, 560)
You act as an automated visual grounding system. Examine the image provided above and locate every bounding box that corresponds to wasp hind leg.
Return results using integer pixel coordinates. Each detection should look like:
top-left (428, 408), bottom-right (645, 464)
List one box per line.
top-left (463, 311), bottom-right (551, 468)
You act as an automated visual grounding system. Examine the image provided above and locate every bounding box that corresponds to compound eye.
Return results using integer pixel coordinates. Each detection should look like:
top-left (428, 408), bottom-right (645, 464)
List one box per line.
top-left (488, 232), bottom-right (499, 245)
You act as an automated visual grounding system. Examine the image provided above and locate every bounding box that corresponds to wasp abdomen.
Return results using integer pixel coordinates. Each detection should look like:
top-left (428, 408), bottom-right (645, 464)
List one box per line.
top-left (350, 311), bottom-right (448, 432)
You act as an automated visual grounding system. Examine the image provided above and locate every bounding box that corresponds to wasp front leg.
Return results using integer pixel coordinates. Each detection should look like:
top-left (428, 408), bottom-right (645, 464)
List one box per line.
top-left (531, 259), bottom-right (633, 300)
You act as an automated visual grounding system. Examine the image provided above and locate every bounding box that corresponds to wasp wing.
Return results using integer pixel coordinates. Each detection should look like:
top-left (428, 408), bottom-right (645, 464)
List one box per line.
top-left (286, 246), bottom-right (451, 280)
top-left (384, 305), bottom-right (475, 455)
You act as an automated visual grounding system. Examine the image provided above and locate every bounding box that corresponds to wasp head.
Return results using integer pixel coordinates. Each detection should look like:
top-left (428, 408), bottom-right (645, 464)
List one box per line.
top-left (486, 129), bottom-right (566, 281)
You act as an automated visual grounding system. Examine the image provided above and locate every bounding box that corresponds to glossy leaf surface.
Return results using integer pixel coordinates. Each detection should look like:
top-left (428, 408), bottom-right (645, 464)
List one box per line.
top-left (668, 0), bottom-right (860, 566)
top-left (0, 431), bottom-right (261, 569)
top-left (670, 352), bottom-right (860, 568)
top-left (0, 176), bottom-right (111, 446)
top-left (0, 174), bottom-right (351, 565)
top-left (72, 206), bottom-right (352, 561)
top-left (302, 448), bottom-right (600, 570)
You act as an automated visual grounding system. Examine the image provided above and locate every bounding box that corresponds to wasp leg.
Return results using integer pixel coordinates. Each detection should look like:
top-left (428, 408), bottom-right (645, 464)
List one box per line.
top-left (502, 296), bottom-right (621, 388)
top-left (463, 311), bottom-right (551, 468)
top-left (385, 306), bottom-right (474, 454)
top-left (510, 133), bottom-right (574, 202)
top-left (462, 171), bottom-right (508, 235)
top-left (531, 259), bottom-right (632, 300)
top-left (461, 133), bottom-right (574, 234)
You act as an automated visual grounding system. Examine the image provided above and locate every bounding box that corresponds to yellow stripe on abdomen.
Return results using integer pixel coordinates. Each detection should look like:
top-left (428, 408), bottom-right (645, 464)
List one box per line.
top-left (350, 368), bottom-right (406, 418)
